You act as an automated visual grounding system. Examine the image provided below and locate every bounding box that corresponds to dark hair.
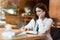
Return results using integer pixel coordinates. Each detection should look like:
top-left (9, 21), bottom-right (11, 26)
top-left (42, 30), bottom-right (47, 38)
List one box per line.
top-left (33, 3), bottom-right (50, 21)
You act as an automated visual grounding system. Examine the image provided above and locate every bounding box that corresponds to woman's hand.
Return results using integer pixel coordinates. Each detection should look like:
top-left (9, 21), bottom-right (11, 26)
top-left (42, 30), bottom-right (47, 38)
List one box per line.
top-left (21, 25), bottom-right (33, 31)
top-left (15, 27), bottom-right (26, 35)
top-left (39, 12), bottom-right (45, 19)
top-left (20, 27), bottom-right (26, 31)
top-left (25, 31), bottom-right (37, 34)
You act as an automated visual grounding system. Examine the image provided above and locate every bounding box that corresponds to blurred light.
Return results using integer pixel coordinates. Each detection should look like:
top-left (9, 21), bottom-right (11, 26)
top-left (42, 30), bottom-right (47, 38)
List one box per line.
top-left (7, 9), bottom-right (15, 14)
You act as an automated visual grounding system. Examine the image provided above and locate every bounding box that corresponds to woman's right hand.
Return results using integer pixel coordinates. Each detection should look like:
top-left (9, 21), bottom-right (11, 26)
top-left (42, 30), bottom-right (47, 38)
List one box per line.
top-left (15, 27), bottom-right (26, 35)
top-left (20, 27), bottom-right (26, 31)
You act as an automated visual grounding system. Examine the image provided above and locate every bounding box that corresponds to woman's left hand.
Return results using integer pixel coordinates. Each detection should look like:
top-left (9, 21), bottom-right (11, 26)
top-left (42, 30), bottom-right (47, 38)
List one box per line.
top-left (39, 12), bottom-right (45, 19)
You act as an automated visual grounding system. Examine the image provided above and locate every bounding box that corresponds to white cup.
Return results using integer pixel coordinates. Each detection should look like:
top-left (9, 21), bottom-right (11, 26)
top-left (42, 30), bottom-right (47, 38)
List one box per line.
top-left (5, 24), bottom-right (12, 31)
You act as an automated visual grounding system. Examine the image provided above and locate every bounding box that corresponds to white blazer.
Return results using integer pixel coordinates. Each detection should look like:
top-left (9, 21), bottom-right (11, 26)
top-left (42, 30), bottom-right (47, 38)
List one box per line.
top-left (25, 18), bottom-right (53, 40)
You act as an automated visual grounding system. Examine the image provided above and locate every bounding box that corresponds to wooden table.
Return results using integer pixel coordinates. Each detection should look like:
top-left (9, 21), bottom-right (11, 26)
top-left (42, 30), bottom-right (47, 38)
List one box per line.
top-left (12, 34), bottom-right (46, 40)
top-left (0, 28), bottom-right (46, 40)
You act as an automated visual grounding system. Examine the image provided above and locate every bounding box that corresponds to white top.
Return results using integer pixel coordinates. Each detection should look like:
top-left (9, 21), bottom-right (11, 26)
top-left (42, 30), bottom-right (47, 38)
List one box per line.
top-left (25, 18), bottom-right (53, 34)
top-left (25, 18), bottom-right (53, 40)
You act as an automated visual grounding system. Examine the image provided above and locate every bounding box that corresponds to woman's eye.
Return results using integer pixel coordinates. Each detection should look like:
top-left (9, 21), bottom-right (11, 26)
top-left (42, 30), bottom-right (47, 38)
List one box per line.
top-left (36, 10), bottom-right (41, 12)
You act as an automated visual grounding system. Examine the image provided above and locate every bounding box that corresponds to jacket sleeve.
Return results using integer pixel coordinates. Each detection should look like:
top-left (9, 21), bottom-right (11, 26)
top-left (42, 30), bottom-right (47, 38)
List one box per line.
top-left (25, 19), bottom-right (35, 29)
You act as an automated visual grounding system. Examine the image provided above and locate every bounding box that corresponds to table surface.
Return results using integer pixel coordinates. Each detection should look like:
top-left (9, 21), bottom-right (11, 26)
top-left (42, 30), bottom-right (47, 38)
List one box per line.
top-left (0, 28), bottom-right (46, 40)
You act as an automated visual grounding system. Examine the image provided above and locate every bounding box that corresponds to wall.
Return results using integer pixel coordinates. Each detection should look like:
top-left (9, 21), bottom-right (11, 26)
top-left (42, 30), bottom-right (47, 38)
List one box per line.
top-left (49, 0), bottom-right (60, 20)
top-left (49, 0), bottom-right (60, 27)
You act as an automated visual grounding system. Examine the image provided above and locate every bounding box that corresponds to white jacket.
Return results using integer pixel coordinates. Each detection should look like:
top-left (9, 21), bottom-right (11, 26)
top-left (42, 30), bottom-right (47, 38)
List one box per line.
top-left (25, 18), bottom-right (53, 40)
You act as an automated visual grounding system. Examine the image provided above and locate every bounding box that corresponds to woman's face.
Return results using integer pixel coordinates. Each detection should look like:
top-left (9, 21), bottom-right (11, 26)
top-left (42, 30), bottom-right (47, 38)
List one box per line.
top-left (36, 7), bottom-right (45, 18)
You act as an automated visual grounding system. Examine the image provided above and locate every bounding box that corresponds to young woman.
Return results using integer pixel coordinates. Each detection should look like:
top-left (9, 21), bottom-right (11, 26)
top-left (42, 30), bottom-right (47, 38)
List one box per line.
top-left (15, 3), bottom-right (53, 40)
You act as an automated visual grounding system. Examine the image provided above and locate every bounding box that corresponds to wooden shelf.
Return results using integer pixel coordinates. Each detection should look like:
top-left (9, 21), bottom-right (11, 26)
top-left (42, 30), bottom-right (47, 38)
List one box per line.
top-left (22, 15), bottom-right (34, 24)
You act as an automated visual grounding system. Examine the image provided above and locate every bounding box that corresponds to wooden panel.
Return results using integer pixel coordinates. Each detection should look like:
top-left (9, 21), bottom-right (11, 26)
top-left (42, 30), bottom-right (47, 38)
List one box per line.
top-left (49, 0), bottom-right (60, 28)
top-left (19, 0), bottom-right (27, 10)
top-left (49, 0), bottom-right (60, 19)
top-left (5, 14), bottom-right (21, 25)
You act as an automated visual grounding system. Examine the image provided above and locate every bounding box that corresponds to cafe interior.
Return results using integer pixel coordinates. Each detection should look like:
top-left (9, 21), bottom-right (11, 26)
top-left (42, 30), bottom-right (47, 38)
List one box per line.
top-left (0, 0), bottom-right (60, 40)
